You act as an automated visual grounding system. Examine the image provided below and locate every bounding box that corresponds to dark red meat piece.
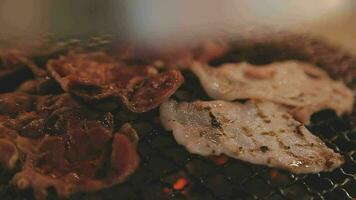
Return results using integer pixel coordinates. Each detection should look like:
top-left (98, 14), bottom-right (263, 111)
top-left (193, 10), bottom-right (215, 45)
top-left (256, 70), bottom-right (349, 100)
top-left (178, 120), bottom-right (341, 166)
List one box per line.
top-left (47, 52), bottom-right (184, 112)
top-left (0, 93), bottom-right (140, 199)
top-left (0, 93), bottom-right (34, 117)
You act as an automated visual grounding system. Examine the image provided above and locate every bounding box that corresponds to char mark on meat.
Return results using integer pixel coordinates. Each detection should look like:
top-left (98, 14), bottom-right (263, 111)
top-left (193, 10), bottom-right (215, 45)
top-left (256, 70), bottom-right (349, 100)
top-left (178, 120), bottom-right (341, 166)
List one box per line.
top-left (0, 93), bottom-right (139, 199)
top-left (47, 52), bottom-right (184, 113)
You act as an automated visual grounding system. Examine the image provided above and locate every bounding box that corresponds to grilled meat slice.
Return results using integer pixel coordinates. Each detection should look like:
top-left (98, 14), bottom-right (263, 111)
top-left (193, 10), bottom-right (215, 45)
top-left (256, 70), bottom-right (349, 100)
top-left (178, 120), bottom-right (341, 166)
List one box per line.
top-left (47, 51), bottom-right (184, 112)
top-left (190, 61), bottom-right (353, 124)
top-left (160, 99), bottom-right (343, 174)
top-left (0, 93), bottom-right (139, 199)
top-left (13, 123), bottom-right (139, 200)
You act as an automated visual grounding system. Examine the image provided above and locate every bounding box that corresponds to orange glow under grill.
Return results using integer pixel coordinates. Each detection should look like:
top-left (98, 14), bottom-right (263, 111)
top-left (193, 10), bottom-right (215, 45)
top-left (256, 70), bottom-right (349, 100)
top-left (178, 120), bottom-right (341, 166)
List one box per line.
top-left (173, 178), bottom-right (188, 190)
top-left (211, 155), bottom-right (229, 165)
top-left (162, 187), bottom-right (172, 195)
top-left (270, 169), bottom-right (279, 179)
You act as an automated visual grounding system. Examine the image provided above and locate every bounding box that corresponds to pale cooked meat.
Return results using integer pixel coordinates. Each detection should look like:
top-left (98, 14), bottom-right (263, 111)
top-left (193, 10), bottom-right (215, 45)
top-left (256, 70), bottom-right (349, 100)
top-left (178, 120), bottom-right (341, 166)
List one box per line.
top-left (160, 100), bottom-right (343, 174)
top-left (190, 61), bottom-right (354, 124)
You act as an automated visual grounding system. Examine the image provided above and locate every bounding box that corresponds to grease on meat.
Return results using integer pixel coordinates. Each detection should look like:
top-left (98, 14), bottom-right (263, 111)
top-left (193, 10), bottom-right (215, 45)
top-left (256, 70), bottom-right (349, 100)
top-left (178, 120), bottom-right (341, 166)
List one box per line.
top-left (190, 61), bottom-right (354, 124)
top-left (13, 123), bottom-right (139, 200)
top-left (0, 93), bottom-right (140, 199)
top-left (160, 100), bottom-right (343, 174)
top-left (47, 51), bottom-right (184, 112)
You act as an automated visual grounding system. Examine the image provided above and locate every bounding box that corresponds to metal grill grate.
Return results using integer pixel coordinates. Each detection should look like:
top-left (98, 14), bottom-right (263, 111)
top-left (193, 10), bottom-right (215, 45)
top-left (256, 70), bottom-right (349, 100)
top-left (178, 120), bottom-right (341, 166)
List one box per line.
top-left (0, 35), bottom-right (355, 200)
top-left (96, 72), bottom-right (355, 200)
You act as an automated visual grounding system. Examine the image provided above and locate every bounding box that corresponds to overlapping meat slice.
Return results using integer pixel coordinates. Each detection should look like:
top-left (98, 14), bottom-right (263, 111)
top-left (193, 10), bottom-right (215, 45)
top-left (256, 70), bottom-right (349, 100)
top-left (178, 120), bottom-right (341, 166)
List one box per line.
top-left (13, 122), bottom-right (139, 200)
top-left (160, 100), bottom-right (343, 174)
top-left (47, 51), bottom-right (184, 112)
top-left (0, 120), bottom-right (19, 170)
top-left (191, 61), bottom-right (354, 123)
top-left (0, 50), bottom-right (23, 76)
top-left (0, 93), bottom-right (36, 170)
top-left (0, 93), bottom-right (139, 199)
top-left (0, 92), bottom-right (35, 117)
top-left (0, 41), bottom-right (59, 78)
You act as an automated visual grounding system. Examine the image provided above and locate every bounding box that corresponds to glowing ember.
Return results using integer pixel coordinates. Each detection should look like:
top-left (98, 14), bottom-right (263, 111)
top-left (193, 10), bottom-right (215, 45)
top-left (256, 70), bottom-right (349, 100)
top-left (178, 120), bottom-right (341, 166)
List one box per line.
top-left (162, 187), bottom-right (173, 195)
top-left (173, 178), bottom-right (188, 190)
top-left (270, 169), bottom-right (279, 179)
top-left (211, 155), bottom-right (229, 165)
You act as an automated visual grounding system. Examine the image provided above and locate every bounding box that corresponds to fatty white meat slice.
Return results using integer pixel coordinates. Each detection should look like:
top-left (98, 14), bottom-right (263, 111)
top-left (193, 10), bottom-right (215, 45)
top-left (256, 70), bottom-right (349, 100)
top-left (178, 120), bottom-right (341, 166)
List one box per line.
top-left (160, 100), bottom-right (343, 174)
top-left (190, 61), bottom-right (354, 124)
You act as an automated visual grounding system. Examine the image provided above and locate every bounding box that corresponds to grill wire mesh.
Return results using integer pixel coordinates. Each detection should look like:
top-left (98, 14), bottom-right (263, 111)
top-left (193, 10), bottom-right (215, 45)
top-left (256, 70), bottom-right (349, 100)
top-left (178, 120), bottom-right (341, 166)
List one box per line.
top-left (0, 35), bottom-right (355, 200)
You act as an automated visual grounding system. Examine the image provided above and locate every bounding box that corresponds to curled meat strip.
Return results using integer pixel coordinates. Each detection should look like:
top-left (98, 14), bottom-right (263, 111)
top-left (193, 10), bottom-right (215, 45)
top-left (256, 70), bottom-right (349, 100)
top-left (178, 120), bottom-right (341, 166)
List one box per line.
top-left (47, 52), bottom-right (184, 112)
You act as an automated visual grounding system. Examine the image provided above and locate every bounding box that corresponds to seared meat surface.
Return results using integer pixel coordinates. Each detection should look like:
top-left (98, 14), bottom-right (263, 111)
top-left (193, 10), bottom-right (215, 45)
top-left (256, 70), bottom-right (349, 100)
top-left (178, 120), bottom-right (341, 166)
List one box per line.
top-left (191, 61), bottom-right (354, 124)
top-left (0, 93), bottom-right (140, 199)
top-left (160, 100), bottom-right (343, 174)
top-left (47, 52), bottom-right (184, 112)
top-left (0, 49), bottom-right (186, 199)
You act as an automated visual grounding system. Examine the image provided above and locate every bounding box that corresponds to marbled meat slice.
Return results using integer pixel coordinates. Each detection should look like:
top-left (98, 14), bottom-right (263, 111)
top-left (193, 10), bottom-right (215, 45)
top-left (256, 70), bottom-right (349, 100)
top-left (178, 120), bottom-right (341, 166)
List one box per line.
top-left (190, 61), bottom-right (354, 124)
top-left (160, 99), bottom-right (343, 174)
top-left (47, 51), bottom-right (184, 112)
top-left (0, 93), bottom-right (139, 199)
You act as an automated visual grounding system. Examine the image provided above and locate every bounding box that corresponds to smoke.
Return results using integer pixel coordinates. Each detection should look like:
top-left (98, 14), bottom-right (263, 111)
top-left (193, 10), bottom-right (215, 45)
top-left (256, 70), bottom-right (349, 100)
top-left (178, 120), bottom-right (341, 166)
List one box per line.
top-left (0, 0), bottom-right (352, 47)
